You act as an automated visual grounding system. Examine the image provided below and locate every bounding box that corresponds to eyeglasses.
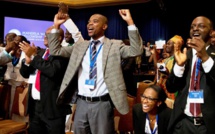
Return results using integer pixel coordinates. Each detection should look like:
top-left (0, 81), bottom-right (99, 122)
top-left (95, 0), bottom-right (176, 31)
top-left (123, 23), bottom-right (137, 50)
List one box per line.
top-left (141, 95), bottom-right (158, 103)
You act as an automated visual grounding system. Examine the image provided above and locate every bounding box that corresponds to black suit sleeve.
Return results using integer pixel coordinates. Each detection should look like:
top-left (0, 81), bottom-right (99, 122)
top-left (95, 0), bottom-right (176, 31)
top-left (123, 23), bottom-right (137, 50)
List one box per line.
top-left (30, 55), bottom-right (69, 79)
top-left (20, 58), bottom-right (36, 78)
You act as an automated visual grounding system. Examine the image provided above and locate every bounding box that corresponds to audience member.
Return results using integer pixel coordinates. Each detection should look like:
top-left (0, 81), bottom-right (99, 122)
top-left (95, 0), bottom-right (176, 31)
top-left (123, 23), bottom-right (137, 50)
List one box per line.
top-left (144, 41), bottom-right (152, 66)
top-left (3, 35), bottom-right (29, 122)
top-left (210, 30), bottom-right (215, 45)
top-left (19, 27), bottom-right (71, 134)
top-left (133, 84), bottom-right (172, 134)
top-left (157, 35), bottom-right (184, 100)
top-left (0, 41), bottom-right (19, 65)
top-left (46, 9), bottom-right (143, 134)
top-left (64, 29), bottom-right (75, 46)
top-left (0, 38), bottom-right (5, 47)
top-left (166, 16), bottom-right (215, 134)
top-left (121, 39), bottom-right (136, 96)
top-left (0, 33), bottom-right (18, 64)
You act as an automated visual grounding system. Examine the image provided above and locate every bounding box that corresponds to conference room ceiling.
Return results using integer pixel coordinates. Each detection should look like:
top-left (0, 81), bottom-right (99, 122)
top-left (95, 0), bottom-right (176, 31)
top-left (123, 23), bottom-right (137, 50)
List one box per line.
top-left (1, 0), bottom-right (152, 9)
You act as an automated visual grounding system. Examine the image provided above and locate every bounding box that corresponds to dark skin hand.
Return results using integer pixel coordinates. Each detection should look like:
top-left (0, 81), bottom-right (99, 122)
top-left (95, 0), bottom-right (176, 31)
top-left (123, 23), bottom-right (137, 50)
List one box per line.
top-left (5, 41), bottom-right (19, 56)
top-left (19, 41), bottom-right (37, 58)
top-left (187, 37), bottom-right (209, 62)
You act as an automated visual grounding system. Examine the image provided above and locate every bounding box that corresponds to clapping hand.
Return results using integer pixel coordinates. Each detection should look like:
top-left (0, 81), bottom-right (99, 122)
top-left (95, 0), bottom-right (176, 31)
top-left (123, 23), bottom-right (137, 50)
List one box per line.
top-left (187, 37), bottom-right (209, 62)
top-left (19, 41), bottom-right (37, 58)
top-left (174, 40), bottom-right (187, 66)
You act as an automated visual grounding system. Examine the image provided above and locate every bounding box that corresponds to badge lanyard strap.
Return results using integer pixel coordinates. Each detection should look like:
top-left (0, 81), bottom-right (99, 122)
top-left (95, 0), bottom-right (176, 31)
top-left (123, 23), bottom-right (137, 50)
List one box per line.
top-left (194, 58), bottom-right (201, 88)
top-left (89, 44), bottom-right (103, 69)
top-left (146, 114), bottom-right (158, 134)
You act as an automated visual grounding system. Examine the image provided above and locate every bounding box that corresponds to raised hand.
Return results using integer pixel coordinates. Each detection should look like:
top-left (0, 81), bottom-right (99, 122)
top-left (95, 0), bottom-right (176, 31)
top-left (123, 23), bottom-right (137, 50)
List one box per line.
top-left (174, 42), bottom-right (187, 66)
top-left (53, 3), bottom-right (69, 29)
top-left (119, 9), bottom-right (134, 25)
top-left (187, 37), bottom-right (209, 62)
top-left (58, 2), bottom-right (69, 14)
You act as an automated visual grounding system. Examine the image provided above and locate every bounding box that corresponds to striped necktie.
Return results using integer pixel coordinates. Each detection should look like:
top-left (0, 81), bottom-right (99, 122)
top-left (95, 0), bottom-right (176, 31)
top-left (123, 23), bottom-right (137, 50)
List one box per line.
top-left (89, 40), bottom-right (100, 90)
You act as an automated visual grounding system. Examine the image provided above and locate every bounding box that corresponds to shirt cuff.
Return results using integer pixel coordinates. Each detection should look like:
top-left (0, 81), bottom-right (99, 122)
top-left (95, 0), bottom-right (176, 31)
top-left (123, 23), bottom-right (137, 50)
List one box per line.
top-left (202, 57), bottom-right (214, 73)
top-left (51, 29), bottom-right (60, 33)
top-left (3, 50), bottom-right (13, 59)
top-left (128, 25), bottom-right (137, 30)
top-left (173, 63), bottom-right (185, 77)
top-left (24, 62), bottom-right (30, 66)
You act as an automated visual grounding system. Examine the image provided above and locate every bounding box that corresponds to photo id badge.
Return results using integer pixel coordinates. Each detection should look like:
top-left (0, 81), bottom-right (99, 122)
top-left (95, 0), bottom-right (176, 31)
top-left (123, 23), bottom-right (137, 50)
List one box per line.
top-left (85, 79), bottom-right (95, 89)
top-left (188, 90), bottom-right (204, 103)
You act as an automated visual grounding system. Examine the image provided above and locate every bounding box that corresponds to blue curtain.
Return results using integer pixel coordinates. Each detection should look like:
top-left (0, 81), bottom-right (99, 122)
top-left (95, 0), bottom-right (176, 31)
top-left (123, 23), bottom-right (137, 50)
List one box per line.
top-left (69, 4), bottom-right (171, 43)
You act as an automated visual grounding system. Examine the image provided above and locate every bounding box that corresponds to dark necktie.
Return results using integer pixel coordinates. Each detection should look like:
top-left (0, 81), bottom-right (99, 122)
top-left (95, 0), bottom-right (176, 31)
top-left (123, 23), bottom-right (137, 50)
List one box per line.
top-left (89, 40), bottom-right (100, 90)
top-left (35, 49), bottom-right (49, 91)
top-left (190, 58), bottom-right (201, 116)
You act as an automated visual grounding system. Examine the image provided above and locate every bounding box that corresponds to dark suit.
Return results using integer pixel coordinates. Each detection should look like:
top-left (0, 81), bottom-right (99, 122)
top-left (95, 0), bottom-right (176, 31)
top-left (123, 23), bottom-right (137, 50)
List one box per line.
top-left (166, 45), bottom-right (215, 134)
top-left (133, 103), bottom-right (172, 134)
top-left (20, 48), bottom-right (71, 134)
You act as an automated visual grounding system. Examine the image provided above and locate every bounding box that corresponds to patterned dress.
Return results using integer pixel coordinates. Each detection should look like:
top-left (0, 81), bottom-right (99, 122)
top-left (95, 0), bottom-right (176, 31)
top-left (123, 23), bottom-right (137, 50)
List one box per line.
top-left (156, 56), bottom-right (177, 100)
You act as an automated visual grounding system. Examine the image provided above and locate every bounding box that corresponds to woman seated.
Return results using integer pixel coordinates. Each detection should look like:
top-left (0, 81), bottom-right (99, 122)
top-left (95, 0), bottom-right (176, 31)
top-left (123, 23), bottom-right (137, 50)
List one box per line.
top-left (133, 84), bottom-right (172, 134)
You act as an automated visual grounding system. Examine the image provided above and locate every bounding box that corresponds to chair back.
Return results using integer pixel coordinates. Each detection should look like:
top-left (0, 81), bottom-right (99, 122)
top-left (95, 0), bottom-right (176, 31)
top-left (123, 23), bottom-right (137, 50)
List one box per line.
top-left (136, 80), bottom-right (154, 103)
top-left (0, 82), bottom-right (11, 119)
top-left (114, 94), bottom-right (136, 133)
top-left (11, 82), bottom-right (28, 117)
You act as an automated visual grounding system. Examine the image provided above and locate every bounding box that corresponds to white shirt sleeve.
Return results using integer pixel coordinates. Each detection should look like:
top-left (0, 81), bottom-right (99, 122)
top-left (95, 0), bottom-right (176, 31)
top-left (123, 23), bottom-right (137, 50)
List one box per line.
top-left (128, 25), bottom-right (137, 30)
top-left (173, 63), bottom-right (185, 77)
top-left (202, 57), bottom-right (214, 73)
top-left (63, 19), bottom-right (84, 43)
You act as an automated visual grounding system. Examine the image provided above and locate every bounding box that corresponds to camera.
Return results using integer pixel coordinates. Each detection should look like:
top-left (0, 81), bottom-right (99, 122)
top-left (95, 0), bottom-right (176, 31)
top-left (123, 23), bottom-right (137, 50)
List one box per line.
top-left (157, 63), bottom-right (166, 72)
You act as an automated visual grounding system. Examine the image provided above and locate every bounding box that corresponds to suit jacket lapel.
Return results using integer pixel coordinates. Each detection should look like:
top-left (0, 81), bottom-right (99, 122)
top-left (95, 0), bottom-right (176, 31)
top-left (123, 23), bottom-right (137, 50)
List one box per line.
top-left (75, 41), bottom-right (91, 69)
top-left (102, 38), bottom-right (111, 73)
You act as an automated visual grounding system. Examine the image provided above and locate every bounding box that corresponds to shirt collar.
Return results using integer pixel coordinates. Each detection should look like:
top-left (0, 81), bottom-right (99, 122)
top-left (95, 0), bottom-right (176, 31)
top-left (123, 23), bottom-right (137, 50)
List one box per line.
top-left (90, 36), bottom-right (105, 45)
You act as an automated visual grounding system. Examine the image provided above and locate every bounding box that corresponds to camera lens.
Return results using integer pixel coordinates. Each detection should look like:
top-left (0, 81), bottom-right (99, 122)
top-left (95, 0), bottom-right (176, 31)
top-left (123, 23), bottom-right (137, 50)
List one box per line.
top-left (159, 65), bottom-right (164, 69)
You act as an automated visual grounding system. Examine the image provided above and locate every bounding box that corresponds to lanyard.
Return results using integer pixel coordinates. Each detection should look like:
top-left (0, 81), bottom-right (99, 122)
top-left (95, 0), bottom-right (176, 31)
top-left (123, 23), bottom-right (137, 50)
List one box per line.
top-left (146, 114), bottom-right (158, 134)
top-left (12, 57), bottom-right (19, 66)
top-left (89, 43), bottom-right (103, 68)
top-left (194, 58), bottom-right (201, 83)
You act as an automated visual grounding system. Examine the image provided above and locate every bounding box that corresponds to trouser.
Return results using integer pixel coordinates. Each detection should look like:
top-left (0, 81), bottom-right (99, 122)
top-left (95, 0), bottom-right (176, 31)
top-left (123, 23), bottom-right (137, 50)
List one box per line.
top-left (29, 100), bottom-right (66, 134)
top-left (73, 96), bottom-right (114, 134)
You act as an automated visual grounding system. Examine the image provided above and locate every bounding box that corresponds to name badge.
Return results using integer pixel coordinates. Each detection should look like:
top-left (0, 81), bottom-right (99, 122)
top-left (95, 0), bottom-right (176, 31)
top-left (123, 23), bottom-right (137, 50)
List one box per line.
top-left (84, 79), bottom-right (95, 89)
top-left (188, 90), bottom-right (204, 103)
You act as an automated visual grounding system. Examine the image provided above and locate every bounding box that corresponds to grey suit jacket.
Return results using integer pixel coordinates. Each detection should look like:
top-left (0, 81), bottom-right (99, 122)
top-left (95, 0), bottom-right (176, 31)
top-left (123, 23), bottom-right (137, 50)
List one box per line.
top-left (47, 30), bottom-right (143, 114)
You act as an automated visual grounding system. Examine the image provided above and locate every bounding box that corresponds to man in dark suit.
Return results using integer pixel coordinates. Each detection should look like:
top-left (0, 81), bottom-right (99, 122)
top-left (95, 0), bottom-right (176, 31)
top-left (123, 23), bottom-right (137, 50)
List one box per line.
top-left (166, 16), bottom-right (215, 134)
top-left (46, 9), bottom-right (143, 134)
top-left (19, 27), bottom-right (71, 134)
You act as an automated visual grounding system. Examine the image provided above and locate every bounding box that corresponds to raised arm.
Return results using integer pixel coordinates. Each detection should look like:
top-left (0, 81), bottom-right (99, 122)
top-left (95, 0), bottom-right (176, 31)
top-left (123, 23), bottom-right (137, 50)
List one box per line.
top-left (119, 9), bottom-right (143, 58)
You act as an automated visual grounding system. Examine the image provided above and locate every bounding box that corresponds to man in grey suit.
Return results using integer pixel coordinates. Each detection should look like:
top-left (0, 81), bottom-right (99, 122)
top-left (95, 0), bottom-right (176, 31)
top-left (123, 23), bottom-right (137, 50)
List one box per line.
top-left (47, 9), bottom-right (143, 134)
